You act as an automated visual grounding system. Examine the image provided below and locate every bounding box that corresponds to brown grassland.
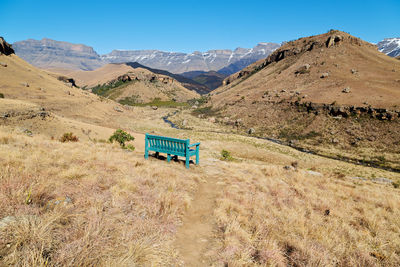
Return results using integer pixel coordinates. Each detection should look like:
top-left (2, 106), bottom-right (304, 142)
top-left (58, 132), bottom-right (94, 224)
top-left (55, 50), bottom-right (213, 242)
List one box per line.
top-left (1, 39), bottom-right (400, 266)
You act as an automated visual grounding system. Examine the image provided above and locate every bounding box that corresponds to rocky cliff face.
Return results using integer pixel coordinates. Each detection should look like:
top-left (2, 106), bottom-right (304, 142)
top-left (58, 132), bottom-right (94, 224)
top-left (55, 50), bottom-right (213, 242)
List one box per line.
top-left (13, 38), bottom-right (103, 70)
top-left (101, 43), bottom-right (280, 74)
top-left (0, 37), bottom-right (15, 55)
top-left (377, 38), bottom-right (400, 57)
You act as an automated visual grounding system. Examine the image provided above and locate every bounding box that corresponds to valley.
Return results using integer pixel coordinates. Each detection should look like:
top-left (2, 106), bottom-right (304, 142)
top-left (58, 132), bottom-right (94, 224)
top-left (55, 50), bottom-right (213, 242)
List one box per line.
top-left (1, 27), bottom-right (400, 267)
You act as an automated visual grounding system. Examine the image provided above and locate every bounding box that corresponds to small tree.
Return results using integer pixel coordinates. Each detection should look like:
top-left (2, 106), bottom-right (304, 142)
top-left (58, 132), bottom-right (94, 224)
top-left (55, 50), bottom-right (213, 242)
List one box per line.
top-left (109, 129), bottom-right (135, 148)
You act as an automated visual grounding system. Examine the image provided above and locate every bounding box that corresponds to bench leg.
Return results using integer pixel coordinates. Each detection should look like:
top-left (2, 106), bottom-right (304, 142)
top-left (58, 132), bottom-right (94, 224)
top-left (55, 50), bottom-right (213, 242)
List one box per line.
top-left (167, 154), bottom-right (171, 163)
top-left (155, 152), bottom-right (159, 158)
top-left (196, 147), bottom-right (199, 165)
top-left (144, 149), bottom-right (149, 159)
top-left (185, 156), bottom-right (190, 169)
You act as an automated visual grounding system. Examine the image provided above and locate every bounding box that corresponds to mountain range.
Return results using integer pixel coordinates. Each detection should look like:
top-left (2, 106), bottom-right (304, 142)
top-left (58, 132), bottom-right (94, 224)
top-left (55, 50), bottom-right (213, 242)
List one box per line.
top-left (12, 38), bottom-right (280, 75)
top-left (12, 37), bottom-right (400, 76)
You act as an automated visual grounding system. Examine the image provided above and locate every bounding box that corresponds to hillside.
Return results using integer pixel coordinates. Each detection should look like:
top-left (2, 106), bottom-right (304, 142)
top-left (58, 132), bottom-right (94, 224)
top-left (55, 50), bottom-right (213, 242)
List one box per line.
top-left (190, 71), bottom-right (227, 90)
top-left (208, 30), bottom-right (400, 169)
top-left (60, 63), bottom-right (199, 104)
top-left (123, 62), bottom-right (209, 94)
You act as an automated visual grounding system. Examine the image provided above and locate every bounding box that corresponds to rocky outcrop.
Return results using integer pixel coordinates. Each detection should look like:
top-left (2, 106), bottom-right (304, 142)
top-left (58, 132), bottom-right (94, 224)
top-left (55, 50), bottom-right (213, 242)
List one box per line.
top-left (0, 37), bottom-right (15, 55)
top-left (57, 76), bottom-right (77, 87)
top-left (326, 35), bottom-right (343, 48)
top-left (293, 101), bottom-right (400, 121)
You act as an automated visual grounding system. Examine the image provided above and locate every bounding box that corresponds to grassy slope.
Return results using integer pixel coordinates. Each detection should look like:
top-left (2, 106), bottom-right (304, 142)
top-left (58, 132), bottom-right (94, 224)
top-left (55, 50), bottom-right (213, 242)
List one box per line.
top-left (1, 52), bottom-right (400, 266)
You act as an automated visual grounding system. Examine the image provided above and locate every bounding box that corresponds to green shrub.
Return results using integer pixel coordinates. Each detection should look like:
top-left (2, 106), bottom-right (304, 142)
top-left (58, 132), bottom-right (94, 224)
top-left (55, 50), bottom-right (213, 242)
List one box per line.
top-left (109, 129), bottom-right (135, 148)
top-left (60, 132), bottom-right (79, 143)
top-left (221, 150), bottom-right (233, 161)
top-left (126, 144), bottom-right (135, 151)
top-left (0, 93), bottom-right (4, 98)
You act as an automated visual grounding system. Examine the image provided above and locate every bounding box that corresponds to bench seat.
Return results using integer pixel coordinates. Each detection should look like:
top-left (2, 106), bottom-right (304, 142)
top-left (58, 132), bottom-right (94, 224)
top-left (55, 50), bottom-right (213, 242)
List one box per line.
top-left (144, 133), bottom-right (200, 169)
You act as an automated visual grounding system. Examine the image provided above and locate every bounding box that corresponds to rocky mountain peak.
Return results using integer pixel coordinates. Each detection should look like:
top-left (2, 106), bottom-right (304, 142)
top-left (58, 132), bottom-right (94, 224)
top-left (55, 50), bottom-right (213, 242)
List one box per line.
top-left (377, 37), bottom-right (400, 57)
top-left (0, 37), bottom-right (15, 55)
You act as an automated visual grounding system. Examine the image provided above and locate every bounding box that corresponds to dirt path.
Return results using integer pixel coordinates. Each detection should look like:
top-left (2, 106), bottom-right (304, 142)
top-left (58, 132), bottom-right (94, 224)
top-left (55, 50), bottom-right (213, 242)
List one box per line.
top-left (175, 159), bottom-right (222, 266)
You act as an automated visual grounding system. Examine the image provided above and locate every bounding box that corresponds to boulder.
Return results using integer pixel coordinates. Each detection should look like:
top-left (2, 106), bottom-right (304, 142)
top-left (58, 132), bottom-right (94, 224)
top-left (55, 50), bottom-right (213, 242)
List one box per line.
top-left (326, 35), bottom-right (343, 48)
top-left (114, 106), bottom-right (123, 112)
top-left (248, 128), bottom-right (255, 134)
top-left (320, 72), bottom-right (329, 78)
top-left (331, 138), bottom-right (339, 144)
top-left (0, 37), bottom-right (14, 55)
top-left (0, 62), bottom-right (7, 67)
top-left (307, 170), bottom-right (323, 176)
top-left (295, 64), bottom-right (311, 74)
top-left (342, 87), bottom-right (351, 93)
top-left (283, 165), bottom-right (295, 171)
top-left (151, 106), bottom-right (158, 110)
top-left (351, 69), bottom-right (358, 74)
top-left (117, 74), bottom-right (132, 82)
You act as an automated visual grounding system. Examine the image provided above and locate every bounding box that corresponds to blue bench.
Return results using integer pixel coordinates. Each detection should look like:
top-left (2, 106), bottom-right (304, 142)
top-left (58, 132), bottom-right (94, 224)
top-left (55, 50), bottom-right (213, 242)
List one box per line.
top-left (144, 133), bottom-right (200, 168)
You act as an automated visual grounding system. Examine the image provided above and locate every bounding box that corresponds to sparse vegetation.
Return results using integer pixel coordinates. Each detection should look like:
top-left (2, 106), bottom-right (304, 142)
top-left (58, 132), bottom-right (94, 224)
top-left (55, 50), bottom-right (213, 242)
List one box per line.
top-left (59, 132), bottom-right (79, 142)
top-left (187, 95), bottom-right (210, 106)
top-left (220, 149), bottom-right (233, 161)
top-left (126, 144), bottom-right (135, 151)
top-left (0, 131), bottom-right (198, 265)
top-left (109, 129), bottom-right (135, 148)
top-left (91, 79), bottom-right (133, 96)
top-left (0, 93), bottom-right (4, 98)
top-left (120, 97), bottom-right (188, 108)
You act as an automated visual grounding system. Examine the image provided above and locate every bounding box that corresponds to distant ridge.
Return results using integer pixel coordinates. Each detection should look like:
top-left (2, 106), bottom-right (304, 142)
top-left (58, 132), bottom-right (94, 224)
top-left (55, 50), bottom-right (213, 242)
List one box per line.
top-left (124, 62), bottom-right (210, 94)
top-left (12, 38), bottom-right (280, 77)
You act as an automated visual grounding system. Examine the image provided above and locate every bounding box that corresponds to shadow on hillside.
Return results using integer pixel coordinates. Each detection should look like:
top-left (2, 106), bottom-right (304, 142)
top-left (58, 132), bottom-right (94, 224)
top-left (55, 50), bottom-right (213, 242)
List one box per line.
top-left (147, 152), bottom-right (195, 167)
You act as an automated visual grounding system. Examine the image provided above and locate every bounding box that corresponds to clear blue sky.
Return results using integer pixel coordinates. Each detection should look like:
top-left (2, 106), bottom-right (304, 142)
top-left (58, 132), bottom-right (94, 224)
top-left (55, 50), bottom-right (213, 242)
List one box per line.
top-left (1, 0), bottom-right (399, 54)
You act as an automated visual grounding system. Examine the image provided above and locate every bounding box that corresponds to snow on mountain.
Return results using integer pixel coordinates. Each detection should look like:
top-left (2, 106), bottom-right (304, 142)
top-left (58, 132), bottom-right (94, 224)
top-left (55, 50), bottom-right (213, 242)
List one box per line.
top-left (100, 43), bottom-right (280, 74)
top-left (377, 38), bottom-right (400, 57)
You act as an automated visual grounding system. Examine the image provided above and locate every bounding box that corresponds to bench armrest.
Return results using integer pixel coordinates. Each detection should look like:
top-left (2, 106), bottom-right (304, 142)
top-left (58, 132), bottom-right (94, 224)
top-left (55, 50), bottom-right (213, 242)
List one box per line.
top-left (188, 142), bottom-right (200, 148)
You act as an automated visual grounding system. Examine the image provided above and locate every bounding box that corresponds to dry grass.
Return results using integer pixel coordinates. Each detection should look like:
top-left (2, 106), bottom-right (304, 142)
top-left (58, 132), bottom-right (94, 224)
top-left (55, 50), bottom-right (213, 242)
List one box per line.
top-left (0, 131), bottom-right (199, 266)
top-left (210, 163), bottom-right (400, 266)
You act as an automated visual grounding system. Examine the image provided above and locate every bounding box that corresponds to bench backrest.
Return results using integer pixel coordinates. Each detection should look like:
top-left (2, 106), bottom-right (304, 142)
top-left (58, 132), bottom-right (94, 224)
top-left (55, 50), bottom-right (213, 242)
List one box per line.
top-left (146, 134), bottom-right (189, 154)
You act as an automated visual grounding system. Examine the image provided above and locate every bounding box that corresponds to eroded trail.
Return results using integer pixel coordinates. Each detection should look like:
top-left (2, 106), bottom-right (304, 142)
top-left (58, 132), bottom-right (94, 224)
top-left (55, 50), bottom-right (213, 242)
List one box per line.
top-left (175, 159), bottom-right (222, 266)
